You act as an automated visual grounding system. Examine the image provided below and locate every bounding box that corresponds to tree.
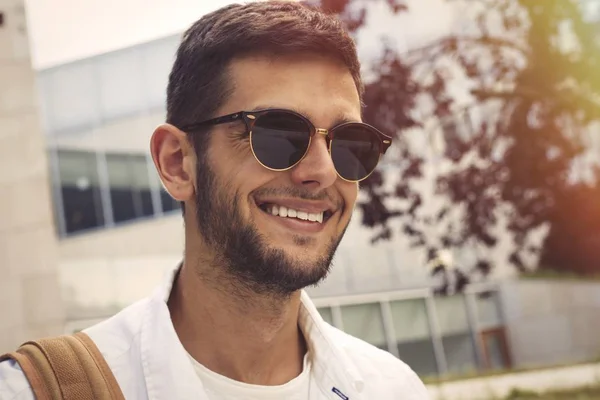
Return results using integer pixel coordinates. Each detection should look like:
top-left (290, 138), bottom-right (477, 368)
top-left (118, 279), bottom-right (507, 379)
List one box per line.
top-left (311, 0), bottom-right (600, 291)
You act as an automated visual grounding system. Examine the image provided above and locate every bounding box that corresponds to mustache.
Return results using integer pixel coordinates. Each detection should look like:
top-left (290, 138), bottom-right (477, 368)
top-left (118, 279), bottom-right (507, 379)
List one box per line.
top-left (252, 187), bottom-right (341, 207)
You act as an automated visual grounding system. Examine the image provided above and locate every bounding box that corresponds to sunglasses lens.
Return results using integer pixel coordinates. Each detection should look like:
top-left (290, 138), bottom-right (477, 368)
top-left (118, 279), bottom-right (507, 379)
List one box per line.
top-left (251, 111), bottom-right (311, 170)
top-left (331, 125), bottom-right (382, 181)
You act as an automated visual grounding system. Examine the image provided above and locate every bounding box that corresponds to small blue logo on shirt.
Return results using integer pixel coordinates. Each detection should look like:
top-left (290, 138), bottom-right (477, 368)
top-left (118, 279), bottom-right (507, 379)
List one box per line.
top-left (332, 387), bottom-right (349, 400)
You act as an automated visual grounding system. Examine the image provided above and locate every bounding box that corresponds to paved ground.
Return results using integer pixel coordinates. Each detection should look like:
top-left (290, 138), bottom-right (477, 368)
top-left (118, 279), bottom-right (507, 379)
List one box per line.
top-left (426, 363), bottom-right (600, 400)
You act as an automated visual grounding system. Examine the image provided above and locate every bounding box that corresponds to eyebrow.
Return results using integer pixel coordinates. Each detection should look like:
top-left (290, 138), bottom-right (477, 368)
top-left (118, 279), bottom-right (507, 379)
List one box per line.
top-left (248, 105), bottom-right (361, 128)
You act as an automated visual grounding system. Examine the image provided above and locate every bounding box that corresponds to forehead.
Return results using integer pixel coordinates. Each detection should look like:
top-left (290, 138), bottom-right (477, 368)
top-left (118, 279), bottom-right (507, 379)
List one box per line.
top-left (221, 55), bottom-right (362, 124)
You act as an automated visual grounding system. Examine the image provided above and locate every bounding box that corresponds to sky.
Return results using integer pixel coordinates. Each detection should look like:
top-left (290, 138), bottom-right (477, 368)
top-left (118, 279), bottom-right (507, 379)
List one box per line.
top-left (24, 0), bottom-right (458, 70)
top-left (24, 0), bottom-right (237, 69)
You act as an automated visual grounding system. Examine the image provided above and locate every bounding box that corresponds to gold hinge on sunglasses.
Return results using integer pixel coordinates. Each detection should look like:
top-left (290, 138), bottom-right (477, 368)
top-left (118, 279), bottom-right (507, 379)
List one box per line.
top-left (316, 128), bottom-right (328, 136)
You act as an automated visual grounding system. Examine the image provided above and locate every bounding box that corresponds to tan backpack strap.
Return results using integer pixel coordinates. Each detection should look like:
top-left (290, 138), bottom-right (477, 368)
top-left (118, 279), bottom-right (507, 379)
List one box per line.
top-left (1, 333), bottom-right (124, 400)
top-left (72, 332), bottom-right (125, 400)
top-left (0, 349), bottom-right (53, 400)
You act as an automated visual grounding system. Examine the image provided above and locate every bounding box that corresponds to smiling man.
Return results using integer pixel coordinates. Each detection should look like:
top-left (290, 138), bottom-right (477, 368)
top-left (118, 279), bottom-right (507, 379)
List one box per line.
top-left (0, 2), bottom-right (429, 399)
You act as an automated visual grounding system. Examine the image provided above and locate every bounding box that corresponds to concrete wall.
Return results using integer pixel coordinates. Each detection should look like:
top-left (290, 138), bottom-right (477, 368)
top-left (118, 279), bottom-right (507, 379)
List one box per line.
top-left (0, 0), bottom-right (65, 352)
top-left (500, 279), bottom-right (600, 368)
top-left (58, 214), bottom-right (183, 323)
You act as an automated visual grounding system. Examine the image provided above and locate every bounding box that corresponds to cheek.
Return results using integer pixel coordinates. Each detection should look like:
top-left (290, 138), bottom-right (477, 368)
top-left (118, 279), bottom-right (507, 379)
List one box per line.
top-left (345, 182), bottom-right (359, 203)
top-left (340, 182), bottom-right (359, 215)
top-left (210, 139), bottom-right (259, 180)
top-left (225, 160), bottom-right (277, 212)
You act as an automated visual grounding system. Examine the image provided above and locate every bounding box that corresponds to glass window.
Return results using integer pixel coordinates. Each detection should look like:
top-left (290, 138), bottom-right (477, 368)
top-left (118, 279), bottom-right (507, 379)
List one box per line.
top-left (390, 299), bottom-right (438, 377)
top-left (340, 303), bottom-right (387, 350)
top-left (106, 153), bottom-right (154, 223)
top-left (476, 291), bottom-right (503, 330)
top-left (161, 188), bottom-right (180, 213)
top-left (435, 295), bottom-right (477, 374)
top-left (140, 36), bottom-right (179, 110)
top-left (57, 150), bottom-right (104, 233)
top-left (44, 62), bottom-right (99, 133)
top-left (483, 331), bottom-right (508, 370)
top-left (97, 50), bottom-right (145, 119)
top-left (131, 157), bottom-right (154, 218)
top-left (317, 307), bottom-right (334, 326)
top-left (146, 167), bottom-right (179, 214)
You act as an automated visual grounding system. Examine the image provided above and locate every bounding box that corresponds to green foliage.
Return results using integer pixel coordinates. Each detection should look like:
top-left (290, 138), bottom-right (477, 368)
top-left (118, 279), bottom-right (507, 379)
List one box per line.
top-left (503, 385), bottom-right (600, 399)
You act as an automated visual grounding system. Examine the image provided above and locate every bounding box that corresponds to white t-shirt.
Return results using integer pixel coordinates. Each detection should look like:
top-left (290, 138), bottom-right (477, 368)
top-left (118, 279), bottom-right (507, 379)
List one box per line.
top-left (188, 353), bottom-right (312, 400)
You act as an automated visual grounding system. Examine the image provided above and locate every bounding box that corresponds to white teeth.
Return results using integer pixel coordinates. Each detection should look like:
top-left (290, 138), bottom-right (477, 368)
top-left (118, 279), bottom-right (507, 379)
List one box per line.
top-left (265, 205), bottom-right (324, 223)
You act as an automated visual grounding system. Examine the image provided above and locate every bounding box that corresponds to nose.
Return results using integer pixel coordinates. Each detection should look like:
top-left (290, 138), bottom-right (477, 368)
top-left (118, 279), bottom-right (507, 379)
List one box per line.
top-left (289, 133), bottom-right (338, 190)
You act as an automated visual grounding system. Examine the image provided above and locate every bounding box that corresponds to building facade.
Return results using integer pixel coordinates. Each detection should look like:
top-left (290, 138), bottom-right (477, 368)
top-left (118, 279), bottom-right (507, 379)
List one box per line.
top-left (26, 30), bottom-right (511, 378)
top-left (2, 0), bottom-right (598, 378)
top-left (0, 0), bottom-right (65, 352)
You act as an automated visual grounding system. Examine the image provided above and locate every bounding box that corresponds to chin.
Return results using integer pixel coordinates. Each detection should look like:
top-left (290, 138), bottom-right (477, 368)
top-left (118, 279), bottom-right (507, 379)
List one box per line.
top-left (270, 234), bottom-right (329, 257)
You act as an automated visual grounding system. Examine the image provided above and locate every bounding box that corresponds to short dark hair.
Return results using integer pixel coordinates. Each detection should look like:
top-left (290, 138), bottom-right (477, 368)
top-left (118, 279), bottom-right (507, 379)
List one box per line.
top-left (167, 1), bottom-right (362, 139)
top-left (166, 1), bottom-right (363, 213)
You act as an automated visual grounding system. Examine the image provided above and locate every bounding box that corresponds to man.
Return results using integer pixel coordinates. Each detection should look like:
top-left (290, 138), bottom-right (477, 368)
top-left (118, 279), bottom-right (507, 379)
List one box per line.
top-left (0, 1), bottom-right (429, 399)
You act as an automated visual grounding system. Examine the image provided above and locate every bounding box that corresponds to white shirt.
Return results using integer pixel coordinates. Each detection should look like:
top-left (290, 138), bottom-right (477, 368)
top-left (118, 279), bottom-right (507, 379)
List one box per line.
top-left (0, 264), bottom-right (430, 399)
top-left (189, 352), bottom-right (311, 400)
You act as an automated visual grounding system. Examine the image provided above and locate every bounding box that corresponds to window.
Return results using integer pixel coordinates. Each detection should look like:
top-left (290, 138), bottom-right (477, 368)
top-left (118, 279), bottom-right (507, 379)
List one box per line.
top-left (476, 291), bottom-right (503, 330)
top-left (43, 62), bottom-right (99, 133)
top-left (57, 150), bottom-right (104, 233)
top-left (435, 295), bottom-right (478, 374)
top-left (390, 299), bottom-right (438, 377)
top-left (477, 291), bottom-right (510, 370)
top-left (147, 167), bottom-right (179, 213)
top-left (97, 50), bottom-right (145, 119)
top-left (106, 153), bottom-right (154, 223)
top-left (481, 328), bottom-right (511, 370)
top-left (161, 188), bottom-right (179, 213)
top-left (140, 36), bottom-right (179, 110)
top-left (340, 303), bottom-right (387, 350)
top-left (317, 307), bottom-right (334, 326)
top-left (132, 157), bottom-right (154, 217)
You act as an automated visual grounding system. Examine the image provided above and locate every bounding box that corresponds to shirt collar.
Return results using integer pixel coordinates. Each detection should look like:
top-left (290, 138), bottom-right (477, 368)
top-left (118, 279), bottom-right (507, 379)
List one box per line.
top-left (144, 263), bottom-right (365, 400)
top-left (298, 291), bottom-right (365, 399)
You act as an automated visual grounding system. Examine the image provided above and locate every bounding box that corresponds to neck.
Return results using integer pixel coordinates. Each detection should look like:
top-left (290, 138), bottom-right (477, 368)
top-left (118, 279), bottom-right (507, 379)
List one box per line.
top-left (168, 255), bottom-right (307, 385)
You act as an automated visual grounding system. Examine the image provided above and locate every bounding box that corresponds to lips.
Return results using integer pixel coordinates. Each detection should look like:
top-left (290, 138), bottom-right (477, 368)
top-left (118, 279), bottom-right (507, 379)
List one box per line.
top-left (256, 201), bottom-right (335, 224)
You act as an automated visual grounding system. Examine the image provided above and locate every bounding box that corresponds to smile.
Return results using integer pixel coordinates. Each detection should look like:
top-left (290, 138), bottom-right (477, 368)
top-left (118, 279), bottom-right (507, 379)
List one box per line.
top-left (257, 203), bottom-right (334, 225)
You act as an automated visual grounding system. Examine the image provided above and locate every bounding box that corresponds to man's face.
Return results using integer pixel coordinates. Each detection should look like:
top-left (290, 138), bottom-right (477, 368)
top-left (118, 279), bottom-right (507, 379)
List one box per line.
top-left (193, 55), bottom-right (361, 296)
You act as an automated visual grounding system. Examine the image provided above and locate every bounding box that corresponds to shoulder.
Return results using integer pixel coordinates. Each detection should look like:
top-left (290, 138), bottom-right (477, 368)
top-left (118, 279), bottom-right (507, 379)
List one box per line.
top-left (326, 325), bottom-right (430, 398)
top-left (84, 297), bottom-right (150, 356)
top-left (83, 298), bottom-right (151, 395)
top-left (0, 297), bottom-right (152, 400)
top-left (0, 359), bottom-right (34, 400)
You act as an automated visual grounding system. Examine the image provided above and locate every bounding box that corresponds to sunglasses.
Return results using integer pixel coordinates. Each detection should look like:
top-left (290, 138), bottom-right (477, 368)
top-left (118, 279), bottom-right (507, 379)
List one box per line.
top-left (180, 109), bottom-right (392, 182)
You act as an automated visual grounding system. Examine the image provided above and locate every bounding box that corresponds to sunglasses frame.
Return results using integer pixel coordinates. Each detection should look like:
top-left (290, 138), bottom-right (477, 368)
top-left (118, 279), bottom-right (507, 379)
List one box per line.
top-left (179, 108), bottom-right (392, 182)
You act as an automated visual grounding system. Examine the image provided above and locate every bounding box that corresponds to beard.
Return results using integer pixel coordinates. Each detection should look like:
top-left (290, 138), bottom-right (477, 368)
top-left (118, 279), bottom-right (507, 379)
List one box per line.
top-left (194, 157), bottom-right (346, 298)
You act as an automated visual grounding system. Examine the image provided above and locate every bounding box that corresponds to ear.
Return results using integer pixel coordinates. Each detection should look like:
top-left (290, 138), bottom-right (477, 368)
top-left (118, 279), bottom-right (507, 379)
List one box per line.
top-left (150, 124), bottom-right (196, 203)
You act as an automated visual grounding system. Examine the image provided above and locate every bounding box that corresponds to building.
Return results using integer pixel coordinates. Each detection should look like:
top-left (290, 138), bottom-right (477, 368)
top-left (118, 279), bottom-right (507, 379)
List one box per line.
top-left (0, 13), bottom-right (510, 379)
top-left (2, 0), bottom-right (599, 380)
top-left (0, 0), bottom-right (65, 353)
